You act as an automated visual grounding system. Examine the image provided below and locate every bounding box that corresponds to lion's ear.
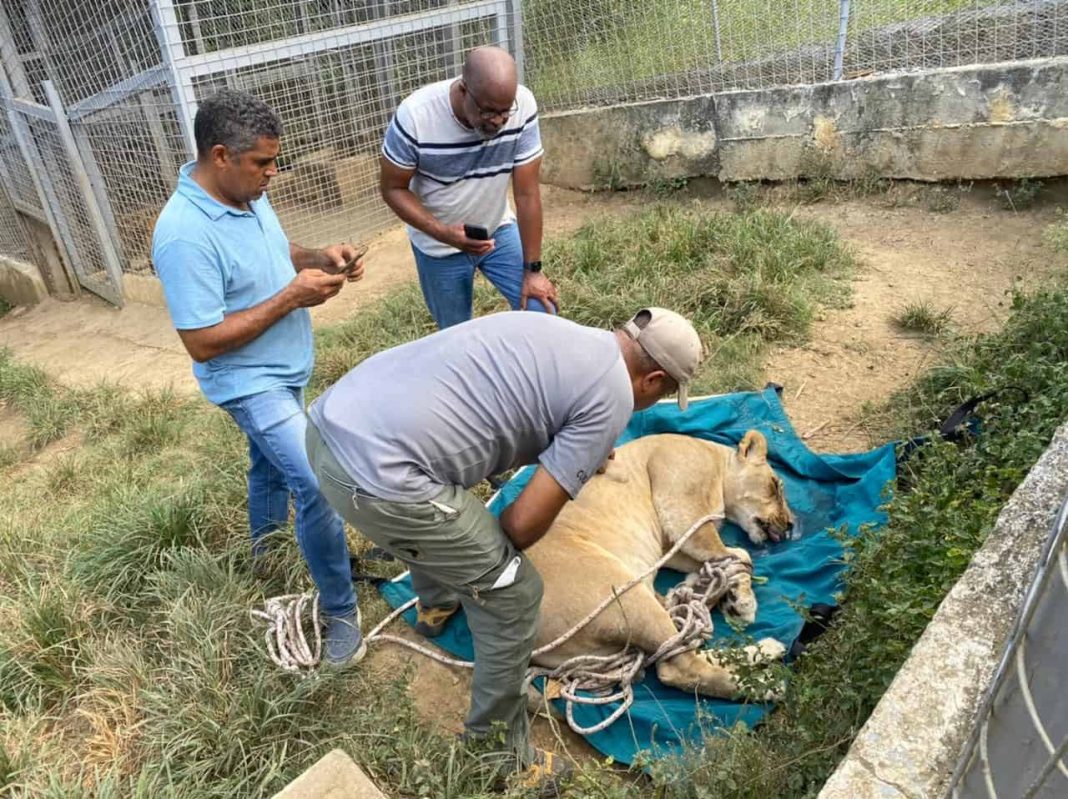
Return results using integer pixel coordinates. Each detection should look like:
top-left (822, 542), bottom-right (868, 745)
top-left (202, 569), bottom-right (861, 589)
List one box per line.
top-left (737, 430), bottom-right (768, 464)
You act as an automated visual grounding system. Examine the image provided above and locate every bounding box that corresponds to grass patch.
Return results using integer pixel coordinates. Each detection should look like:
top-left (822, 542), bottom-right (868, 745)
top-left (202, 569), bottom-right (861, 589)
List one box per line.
top-left (776, 152), bottom-right (893, 206)
top-left (996, 178), bottom-right (1043, 212)
top-left (923, 186), bottom-right (962, 214)
top-left (1043, 209), bottom-right (1068, 252)
top-left (0, 442), bottom-right (22, 470)
top-left (893, 301), bottom-right (953, 338)
top-left (0, 351), bottom-right (79, 449)
top-left (548, 205), bottom-right (854, 390)
top-left (317, 204), bottom-right (854, 395)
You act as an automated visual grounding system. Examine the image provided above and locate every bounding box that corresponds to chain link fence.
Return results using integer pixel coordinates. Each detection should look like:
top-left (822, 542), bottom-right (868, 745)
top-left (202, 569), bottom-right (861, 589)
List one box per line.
top-left (524, 0), bottom-right (1068, 109)
top-left (0, 0), bottom-right (520, 305)
top-left (947, 495), bottom-right (1068, 799)
top-left (0, 1), bottom-right (1066, 305)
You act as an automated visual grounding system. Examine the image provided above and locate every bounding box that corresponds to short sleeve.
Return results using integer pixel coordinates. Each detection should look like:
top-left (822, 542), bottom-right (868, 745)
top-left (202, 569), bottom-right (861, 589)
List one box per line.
top-left (382, 104), bottom-right (419, 169)
top-left (514, 88), bottom-right (543, 166)
top-left (538, 384), bottom-right (631, 499)
top-left (152, 237), bottom-right (226, 330)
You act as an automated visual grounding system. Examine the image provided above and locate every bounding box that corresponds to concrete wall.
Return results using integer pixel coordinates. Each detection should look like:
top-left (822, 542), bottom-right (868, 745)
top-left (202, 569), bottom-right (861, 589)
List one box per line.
top-left (817, 423), bottom-right (1068, 799)
top-left (0, 255), bottom-right (48, 307)
top-left (0, 214), bottom-right (78, 306)
top-left (540, 58), bottom-right (1068, 189)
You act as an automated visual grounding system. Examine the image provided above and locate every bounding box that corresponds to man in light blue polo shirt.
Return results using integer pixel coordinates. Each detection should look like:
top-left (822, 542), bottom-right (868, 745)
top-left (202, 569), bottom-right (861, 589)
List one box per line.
top-left (152, 90), bottom-right (367, 667)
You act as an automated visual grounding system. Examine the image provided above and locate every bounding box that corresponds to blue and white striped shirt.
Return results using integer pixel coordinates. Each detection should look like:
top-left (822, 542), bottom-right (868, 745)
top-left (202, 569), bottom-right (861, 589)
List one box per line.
top-left (382, 78), bottom-right (543, 257)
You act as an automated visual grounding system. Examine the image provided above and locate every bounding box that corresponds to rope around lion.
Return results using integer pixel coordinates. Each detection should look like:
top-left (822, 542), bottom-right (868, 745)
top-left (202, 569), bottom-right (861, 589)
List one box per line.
top-left (527, 553), bottom-right (753, 734)
top-left (251, 512), bottom-right (754, 734)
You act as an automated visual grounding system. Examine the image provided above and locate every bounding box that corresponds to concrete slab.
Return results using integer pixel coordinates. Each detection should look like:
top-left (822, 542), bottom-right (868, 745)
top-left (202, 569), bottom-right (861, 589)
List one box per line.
top-left (540, 57), bottom-right (1068, 189)
top-left (272, 749), bottom-right (387, 799)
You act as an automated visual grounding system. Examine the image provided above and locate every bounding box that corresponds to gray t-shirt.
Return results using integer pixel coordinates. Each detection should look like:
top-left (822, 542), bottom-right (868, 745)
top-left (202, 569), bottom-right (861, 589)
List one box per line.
top-left (308, 312), bottom-right (633, 502)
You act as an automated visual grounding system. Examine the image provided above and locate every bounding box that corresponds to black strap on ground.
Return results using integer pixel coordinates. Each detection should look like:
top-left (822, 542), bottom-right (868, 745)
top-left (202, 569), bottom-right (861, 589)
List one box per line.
top-left (787, 603), bottom-right (840, 662)
top-left (350, 547), bottom-right (397, 586)
top-left (897, 385), bottom-right (1029, 464)
top-left (937, 385), bottom-right (1029, 441)
top-left (361, 546), bottom-right (396, 562)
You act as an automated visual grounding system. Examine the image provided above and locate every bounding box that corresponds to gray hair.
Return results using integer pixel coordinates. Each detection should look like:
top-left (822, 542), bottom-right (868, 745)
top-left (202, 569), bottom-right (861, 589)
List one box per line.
top-left (193, 90), bottom-right (282, 158)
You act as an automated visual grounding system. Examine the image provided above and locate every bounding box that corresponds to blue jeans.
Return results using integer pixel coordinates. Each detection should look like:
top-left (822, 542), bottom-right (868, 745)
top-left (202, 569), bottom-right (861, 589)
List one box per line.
top-left (221, 386), bottom-right (356, 618)
top-left (413, 222), bottom-right (552, 329)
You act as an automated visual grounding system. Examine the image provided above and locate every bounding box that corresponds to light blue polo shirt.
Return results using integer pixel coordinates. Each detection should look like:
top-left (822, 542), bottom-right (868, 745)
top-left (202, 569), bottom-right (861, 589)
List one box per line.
top-left (151, 162), bottom-right (313, 405)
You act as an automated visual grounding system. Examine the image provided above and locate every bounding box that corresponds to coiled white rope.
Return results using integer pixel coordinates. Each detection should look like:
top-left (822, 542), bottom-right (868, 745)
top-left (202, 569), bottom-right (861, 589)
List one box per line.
top-left (251, 512), bottom-right (756, 734)
top-left (249, 592), bottom-right (322, 673)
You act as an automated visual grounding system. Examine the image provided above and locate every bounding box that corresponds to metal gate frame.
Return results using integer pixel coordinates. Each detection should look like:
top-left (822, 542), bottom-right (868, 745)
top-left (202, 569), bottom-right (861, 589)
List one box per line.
top-left (947, 495), bottom-right (1068, 798)
top-left (0, 3), bottom-right (126, 306)
top-left (0, 0), bottom-right (525, 308)
top-left (152, 0), bottom-right (524, 157)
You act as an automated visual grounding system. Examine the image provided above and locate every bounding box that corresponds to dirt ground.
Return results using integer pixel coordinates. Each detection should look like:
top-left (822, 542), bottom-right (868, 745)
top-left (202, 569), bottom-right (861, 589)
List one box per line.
top-left (771, 191), bottom-right (1056, 450)
top-left (0, 181), bottom-right (1060, 761)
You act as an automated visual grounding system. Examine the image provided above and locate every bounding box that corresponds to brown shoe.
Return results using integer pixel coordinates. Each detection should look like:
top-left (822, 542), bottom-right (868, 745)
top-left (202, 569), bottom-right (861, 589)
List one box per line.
top-left (510, 749), bottom-right (572, 797)
top-left (413, 600), bottom-right (460, 638)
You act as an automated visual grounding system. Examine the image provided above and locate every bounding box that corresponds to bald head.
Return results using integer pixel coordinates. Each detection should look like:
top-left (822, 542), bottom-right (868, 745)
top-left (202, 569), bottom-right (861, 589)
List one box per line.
top-left (462, 46), bottom-right (517, 99)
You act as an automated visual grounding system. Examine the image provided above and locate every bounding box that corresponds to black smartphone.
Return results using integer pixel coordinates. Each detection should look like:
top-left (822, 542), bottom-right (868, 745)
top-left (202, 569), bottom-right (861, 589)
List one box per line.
top-left (323, 248), bottom-right (367, 275)
top-left (342, 247), bottom-right (368, 274)
top-left (463, 224), bottom-right (490, 241)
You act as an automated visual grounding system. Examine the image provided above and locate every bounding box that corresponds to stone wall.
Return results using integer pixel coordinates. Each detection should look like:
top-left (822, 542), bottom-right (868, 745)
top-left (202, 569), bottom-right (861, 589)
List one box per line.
top-left (540, 58), bottom-right (1068, 189)
top-left (818, 423), bottom-right (1068, 799)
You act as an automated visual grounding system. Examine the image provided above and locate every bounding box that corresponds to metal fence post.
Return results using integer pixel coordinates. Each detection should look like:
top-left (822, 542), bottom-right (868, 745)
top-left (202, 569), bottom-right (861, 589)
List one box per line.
top-left (151, 0), bottom-right (198, 159)
top-left (43, 79), bottom-right (125, 305)
top-left (0, 3), bottom-right (32, 98)
top-left (833, 0), bottom-right (851, 81)
top-left (71, 122), bottom-right (128, 269)
top-left (372, 0), bottom-right (398, 117)
top-left (511, 0), bottom-right (525, 82)
top-left (491, 0), bottom-right (511, 56)
top-left (711, 0), bottom-right (723, 63)
top-left (448, 0), bottom-right (463, 75)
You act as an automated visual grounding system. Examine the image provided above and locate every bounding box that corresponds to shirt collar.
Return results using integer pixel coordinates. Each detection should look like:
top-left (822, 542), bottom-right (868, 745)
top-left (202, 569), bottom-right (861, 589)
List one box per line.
top-left (176, 161), bottom-right (254, 220)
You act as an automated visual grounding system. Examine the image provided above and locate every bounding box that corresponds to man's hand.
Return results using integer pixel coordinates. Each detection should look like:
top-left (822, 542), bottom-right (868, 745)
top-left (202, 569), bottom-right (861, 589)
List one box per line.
top-left (596, 449), bottom-right (616, 475)
top-left (441, 223), bottom-right (495, 256)
top-left (520, 270), bottom-right (558, 313)
top-left (177, 269), bottom-right (344, 363)
top-left (322, 243), bottom-right (366, 282)
top-left (284, 269), bottom-right (347, 308)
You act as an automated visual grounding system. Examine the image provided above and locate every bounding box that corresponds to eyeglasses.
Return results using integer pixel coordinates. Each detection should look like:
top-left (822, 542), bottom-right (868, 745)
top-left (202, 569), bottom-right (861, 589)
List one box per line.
top-left (464, 83), bottom-right (519, 122)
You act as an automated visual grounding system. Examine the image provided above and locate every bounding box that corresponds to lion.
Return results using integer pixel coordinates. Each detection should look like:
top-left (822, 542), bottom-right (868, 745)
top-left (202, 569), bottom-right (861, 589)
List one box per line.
top-left (525, 430), bottom-right (794, 698)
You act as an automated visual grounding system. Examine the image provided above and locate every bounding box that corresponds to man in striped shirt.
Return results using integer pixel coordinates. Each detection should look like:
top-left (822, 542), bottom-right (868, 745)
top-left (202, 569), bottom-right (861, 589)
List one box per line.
top-left (379, 46), bottom-right (558, 328)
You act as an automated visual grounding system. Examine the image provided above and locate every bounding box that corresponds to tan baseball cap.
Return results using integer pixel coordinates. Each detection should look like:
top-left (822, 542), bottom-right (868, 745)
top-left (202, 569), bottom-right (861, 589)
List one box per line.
top-left (623, 307), bottom-right (703, 410)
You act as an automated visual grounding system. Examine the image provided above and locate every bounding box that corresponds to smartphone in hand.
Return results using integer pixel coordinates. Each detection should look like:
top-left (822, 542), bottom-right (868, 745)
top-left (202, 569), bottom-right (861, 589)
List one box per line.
top-left (463, 224), bottom-right (490, 241)
top-left (341, 248), bottom-right (367, 275)
top-left (323, 248), bottom-right (367, 275)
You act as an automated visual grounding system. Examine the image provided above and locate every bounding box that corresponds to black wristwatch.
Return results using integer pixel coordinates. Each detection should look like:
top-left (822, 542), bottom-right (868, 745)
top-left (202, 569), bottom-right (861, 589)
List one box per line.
top-left (523, 260), bottom-right (543, 273)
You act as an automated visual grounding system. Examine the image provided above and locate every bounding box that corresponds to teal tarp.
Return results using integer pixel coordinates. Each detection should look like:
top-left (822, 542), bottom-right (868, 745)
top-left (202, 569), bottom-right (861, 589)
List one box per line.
top-left (380, 387), bottom-right (896, 765)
